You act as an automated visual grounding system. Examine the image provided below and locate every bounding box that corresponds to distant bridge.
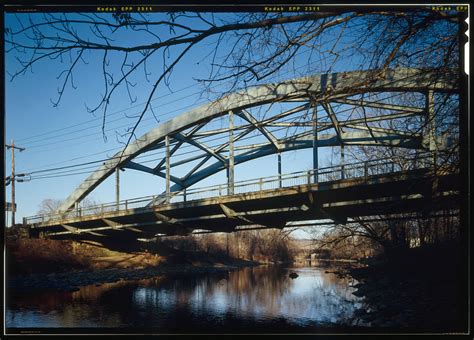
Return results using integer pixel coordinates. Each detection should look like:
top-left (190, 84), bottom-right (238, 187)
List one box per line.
top-left (25, 67), bottom-right (460, 244)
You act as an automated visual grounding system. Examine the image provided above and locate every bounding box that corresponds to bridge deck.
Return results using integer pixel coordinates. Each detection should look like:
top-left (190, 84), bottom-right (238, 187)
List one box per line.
top-left (28, 169), bottom-right (459, 242)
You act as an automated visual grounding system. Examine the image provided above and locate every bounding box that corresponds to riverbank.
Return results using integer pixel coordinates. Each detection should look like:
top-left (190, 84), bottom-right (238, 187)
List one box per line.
top-left (347, 242), bottom-right (467, 333)
top-left (6, 238), bottom-right (260, 292)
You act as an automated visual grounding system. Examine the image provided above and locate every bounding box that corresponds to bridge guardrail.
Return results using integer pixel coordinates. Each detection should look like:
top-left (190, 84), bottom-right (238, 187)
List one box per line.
top-left (25, 151), bottom-right (455, 226)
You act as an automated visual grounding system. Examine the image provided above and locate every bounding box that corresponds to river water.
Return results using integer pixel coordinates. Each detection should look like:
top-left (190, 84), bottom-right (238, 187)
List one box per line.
top-left (6, 265), bottom-right (367, 333)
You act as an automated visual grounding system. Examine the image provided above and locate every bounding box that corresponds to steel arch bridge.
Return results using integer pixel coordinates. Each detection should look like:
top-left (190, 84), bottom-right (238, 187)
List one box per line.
top-left (56, 67), bottom-right (458, 213)
top-left (26, 67), bottom-right (460, 244)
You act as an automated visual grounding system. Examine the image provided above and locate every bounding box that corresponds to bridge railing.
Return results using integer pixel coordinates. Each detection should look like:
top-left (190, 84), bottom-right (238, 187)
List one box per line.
top-left (25, 151), bottom-right (451, 225)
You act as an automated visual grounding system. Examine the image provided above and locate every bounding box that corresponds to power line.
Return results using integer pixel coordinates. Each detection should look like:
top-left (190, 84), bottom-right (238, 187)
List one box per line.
top-left (28, 120), bottom-right (298, 180)
top-left (16, 44), bottom-right (326, 146)
top-left (22, 96), bottom-right (207, 150)
top-left (15, 82), bottom-right (200, 145)
top-left (17, 37), bottom-right (349, 151)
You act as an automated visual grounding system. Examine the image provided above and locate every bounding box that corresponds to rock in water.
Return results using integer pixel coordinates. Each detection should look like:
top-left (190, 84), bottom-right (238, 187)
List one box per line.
top-left (289, 272), bottom-right (299, 279)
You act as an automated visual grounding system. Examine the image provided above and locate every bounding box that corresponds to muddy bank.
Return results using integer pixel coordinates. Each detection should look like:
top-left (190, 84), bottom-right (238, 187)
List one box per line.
top-left (347, 243), bottom-right (467, 332)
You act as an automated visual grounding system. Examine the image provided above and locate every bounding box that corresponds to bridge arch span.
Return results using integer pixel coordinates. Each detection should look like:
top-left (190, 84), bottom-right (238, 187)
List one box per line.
top-left (56, 67), bottom-right (458, 213)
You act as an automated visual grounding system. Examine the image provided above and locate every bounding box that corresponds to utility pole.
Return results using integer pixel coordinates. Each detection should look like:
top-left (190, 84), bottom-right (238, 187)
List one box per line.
top-left (6, 139), bottom-right (25, 227)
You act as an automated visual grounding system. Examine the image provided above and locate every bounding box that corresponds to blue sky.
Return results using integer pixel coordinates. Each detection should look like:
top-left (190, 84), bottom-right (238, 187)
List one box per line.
top-left (4, 12), bottom-right (383, 240)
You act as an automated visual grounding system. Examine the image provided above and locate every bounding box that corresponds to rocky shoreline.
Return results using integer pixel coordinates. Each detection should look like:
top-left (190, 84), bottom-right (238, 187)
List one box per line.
top-left (344, 246), bottom-right (467, 332)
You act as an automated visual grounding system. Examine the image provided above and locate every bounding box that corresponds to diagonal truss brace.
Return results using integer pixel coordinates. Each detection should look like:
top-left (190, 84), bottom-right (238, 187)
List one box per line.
top-left (102, 218), bottom-right (143, 233)
top-left (62, 224), bottom-right (105, 236)
top-left (153, 122), bottom-right (207, 172)
top-left (219, 203), bottom-right (254, 224)
top-left (173, 132), bottom-right (227, 165)
top-left (123, 161), bottom-right (185, 188)
top-left (181, 125), bottom-right (256, 183)
top-left (321, 101), bottom-right (342, 140)
top-left (238, 110), bottom-right (281, 151)
top-left (154, 212), bottom-right (181, 225)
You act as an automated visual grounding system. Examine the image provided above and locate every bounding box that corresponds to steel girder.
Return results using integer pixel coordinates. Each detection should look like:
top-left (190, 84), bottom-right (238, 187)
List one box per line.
top-left (56, 67), bottom-right (458, 213)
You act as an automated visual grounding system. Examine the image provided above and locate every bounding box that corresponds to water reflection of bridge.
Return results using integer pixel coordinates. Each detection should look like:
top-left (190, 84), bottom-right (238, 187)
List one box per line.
top-left (24, 67), bottom-right (460, 245)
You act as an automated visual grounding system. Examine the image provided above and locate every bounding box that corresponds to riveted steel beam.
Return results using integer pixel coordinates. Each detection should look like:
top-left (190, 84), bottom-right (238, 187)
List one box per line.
top-left (152, 130), bottom-right (426, 204)
top-left (332, 98), bottom-right (425, 113)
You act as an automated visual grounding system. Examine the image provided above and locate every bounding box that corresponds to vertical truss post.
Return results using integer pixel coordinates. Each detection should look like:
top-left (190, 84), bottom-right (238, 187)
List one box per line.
top-left (228, 110), bottom-right (235, 195)
top-left (165, 135), bottom-right (171, 203)
top-left (278, 153), bottom-right (282, 188)
top-left (426, 90), bottom-right (437, 171)
top-left (115, 167), bottom-right (120, 211)
top-left (312, 102), bottom-right (318, 183)
top-left (10, 139), bottom-right (15, 226)
top-left (341, 144), bottom-right (345, 180)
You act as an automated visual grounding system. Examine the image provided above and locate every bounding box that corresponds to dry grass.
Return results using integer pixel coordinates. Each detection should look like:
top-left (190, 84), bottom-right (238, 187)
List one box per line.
top-left (6, 238), bottom-right (164, 276)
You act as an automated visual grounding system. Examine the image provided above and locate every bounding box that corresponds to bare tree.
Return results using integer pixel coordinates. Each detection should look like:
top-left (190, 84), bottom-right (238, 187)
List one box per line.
top-left (37, 198), bottom-right (64, 215)
top-left (5, 9), bottom-right (462, 155)
top-left (37, 197), bottom-right (102, 216)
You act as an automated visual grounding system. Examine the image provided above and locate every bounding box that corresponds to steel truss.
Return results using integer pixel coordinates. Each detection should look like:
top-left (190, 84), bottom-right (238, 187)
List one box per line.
top-left (56, 67), bottom-right (458, 214)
